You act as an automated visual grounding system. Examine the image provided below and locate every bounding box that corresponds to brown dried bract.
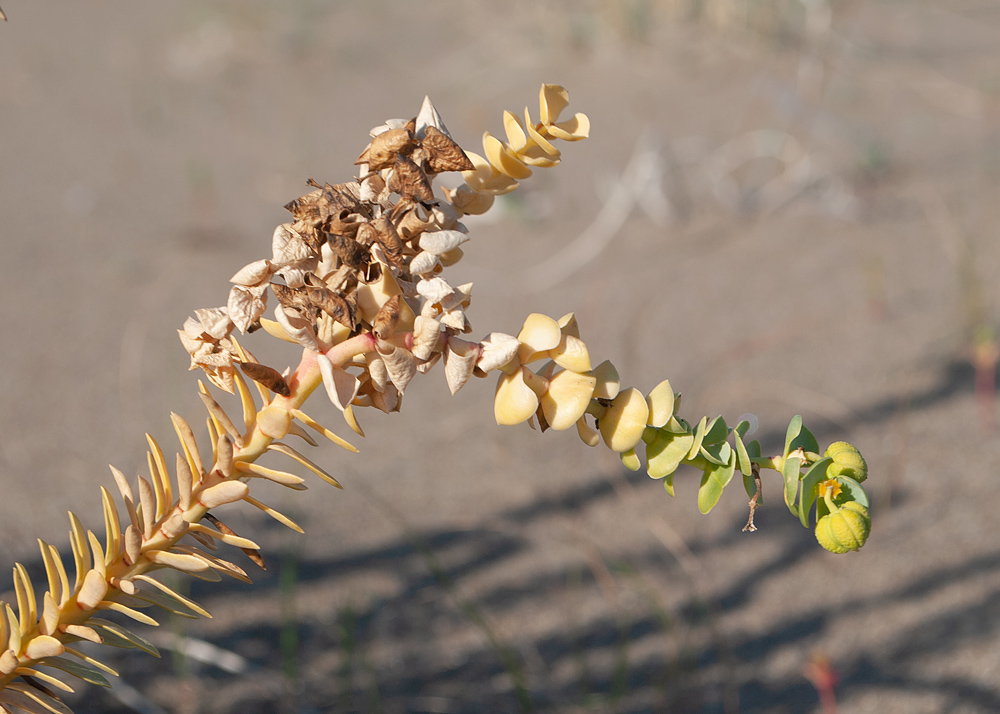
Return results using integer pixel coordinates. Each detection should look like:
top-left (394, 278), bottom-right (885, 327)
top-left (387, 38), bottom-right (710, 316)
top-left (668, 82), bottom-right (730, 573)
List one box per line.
top-left (291, 219), bottom-right (324, 253)
top-left (371, 216), bottom-right (403, 265)
top-left (372, 294), bottom-right (401, 339)
top-left (271, 283), bottom-right (313, 314)
top-left (421, 126), bottom-right (475, 173)
top-left (326, 233), bottom-right (367, 271)
top-left (387, 154), bottom-right (434, 203)
top-left (285, 179), bottom-right (359, 227)
top-left (326, 210), bottom-right (366, 238)
top-left (237, 360), bottom-right (292, 397)
top-left (356, 128), bottom-right (416, 171)
top-left (306, 284), bottom-right (356, 330)
top-left (391, 199), bottom-right (435, 241)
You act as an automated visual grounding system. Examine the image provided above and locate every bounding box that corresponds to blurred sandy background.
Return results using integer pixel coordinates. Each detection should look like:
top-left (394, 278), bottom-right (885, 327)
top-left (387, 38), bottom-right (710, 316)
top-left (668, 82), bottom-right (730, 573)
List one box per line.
top-left (2, 1), bottom-right (1000, 712)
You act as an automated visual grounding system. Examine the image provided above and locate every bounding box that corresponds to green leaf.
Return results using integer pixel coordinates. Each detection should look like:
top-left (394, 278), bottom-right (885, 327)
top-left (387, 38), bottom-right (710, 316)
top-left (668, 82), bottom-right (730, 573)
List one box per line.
top-left (687, 416), bottom-right (709, 459)
top-left (836, 476), bottom-right (869, 508)
top-left (89, 618), bottom-right (160, 657)
top-left (742, 473), bottom-right (758, 500)
top-left (663, 472), bottom-right (675, 497)
top-left (797, 457), bottom-right (833, 527)
top-left (620, 449), bottom-right (641, 471)
top-left (733, 430), bottom-right (752, 476)
top-left (747, 439), bottom-right (761, 458)
top-left (647, 431), bottom-right (694, 479)
top-left (782, 456), bottom-right (802, 513)
top-left (698, 449), bottom-right (736, 514)
top-left (791, 424), bottom-right (820, 455)
top-left (37, 656), bottom-right (111, 688)
top-left (663, 416), bottom-right (688, 434)
top-left (699, 441), bottom-right (732, 467)
top-left (783, 415), bottom-right (803, 458)
top-left (702, 416), bottom-right (728, 445)
top-left (734, 420), bottom-right (750, 439)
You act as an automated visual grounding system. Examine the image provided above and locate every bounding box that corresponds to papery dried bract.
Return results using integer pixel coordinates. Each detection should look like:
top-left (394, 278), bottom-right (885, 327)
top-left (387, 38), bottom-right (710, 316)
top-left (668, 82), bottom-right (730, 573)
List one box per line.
top-left (419, 229), bottom-right (469, 256)
top-left (478, 332), bottom-right (520, 373)
top-left (377, 340), bottom-right (416, 394)
top-left (414, 95), bottom-right (451, 140)
top-left (357, 128), bottom-right (415, 171)
top-left (318, 354), bottom-right (361, 412)
top-left (444, 337), bottom-right (479, 395)
top-left (230, 259), bottom-right (274, 286)
top-left (272, 223), bottom-right (314, 265)
top-left (228, 284), bottom-right (268, 333)
top-left (306, 284), bottom-right (355, 330)
top-left (372, 294), bottom-right (402, 339)
top-left (193, 308), bottom-right (233, 341)
top-left (274, 306), bottom-right (321, 352)
top-left (409, 251), bottom-right (440, 276)
top-left (422, 126), bottom-right (474, 173)
top-left (412, 316), bottom-right (441, 361)
top-left (387, 155), bottom-right (433, 202)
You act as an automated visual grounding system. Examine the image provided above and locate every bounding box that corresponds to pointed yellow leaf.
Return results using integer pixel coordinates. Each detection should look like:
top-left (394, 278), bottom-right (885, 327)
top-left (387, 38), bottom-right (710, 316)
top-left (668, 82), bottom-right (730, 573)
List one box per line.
top-left (243, 495), bottom-right (304, 533)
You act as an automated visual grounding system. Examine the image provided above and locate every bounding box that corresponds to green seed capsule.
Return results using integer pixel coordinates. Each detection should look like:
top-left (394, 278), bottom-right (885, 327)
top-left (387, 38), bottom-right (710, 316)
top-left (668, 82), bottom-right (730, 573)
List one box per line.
top-left (815, 501), bottom-right (870, 553)
top-left (824, 441), bottom-right (867, 483)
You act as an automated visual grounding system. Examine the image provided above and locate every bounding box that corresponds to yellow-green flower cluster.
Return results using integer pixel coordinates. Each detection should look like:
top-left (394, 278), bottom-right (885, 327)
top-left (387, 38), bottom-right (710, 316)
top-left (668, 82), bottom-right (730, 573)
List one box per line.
top-left (813, 442), bottom-right (871, 553)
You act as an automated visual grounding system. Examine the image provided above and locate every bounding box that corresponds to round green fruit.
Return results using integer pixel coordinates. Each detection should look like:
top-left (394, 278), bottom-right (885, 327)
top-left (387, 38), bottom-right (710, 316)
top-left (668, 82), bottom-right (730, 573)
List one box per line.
top-left (824, 441), bottom-right (867, 483)
top-left (815, 501), bottom-right (870, 553)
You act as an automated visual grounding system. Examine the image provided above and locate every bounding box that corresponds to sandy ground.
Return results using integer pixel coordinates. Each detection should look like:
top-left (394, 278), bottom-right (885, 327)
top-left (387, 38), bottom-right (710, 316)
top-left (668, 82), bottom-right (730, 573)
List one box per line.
top-left (2, 1), bottom-right (1000, 712)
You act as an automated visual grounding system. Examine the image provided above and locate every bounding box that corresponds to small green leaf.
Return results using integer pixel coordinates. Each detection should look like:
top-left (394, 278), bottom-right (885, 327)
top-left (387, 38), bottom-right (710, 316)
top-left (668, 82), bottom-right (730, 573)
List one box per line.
top-left (664, 472), bottom-right (675, 497)
top-left (702, 416), bottom-right (728, 445)
top-left (89, 618), bottom-right (160, 657)
top-left (836, 476), bottom-right (869, 508)
top-left (742, 473), bottom-right (758, 500)
top-left (699, 441), bottom-right (732, 467)
top-left (747, 439), bottom-right (761, 458)
top-left (687, 416), bottom-right (709, 459)
top-left (620, 448), bottom-right (641, 471)
top-left (782, 456), bottom-right (802, 513)
top-left (798, 457), bottom-right (833, 527)
top-left (790, 424), bottom-right (820, 455)
top-left (733, 430), bottom-right (752, 475)
top-left (38, 656), bottom-right (111, 688)
top-left (698, 449), bottom-right (736, 514)
top-left (663, 416), bottom-right (688, 434)
top-left (734, 420), bottom-right (750, 439)
top-left (647, 431), bottom-right (694, 479)
top-left (783, 415), bottom-right (803, 458)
